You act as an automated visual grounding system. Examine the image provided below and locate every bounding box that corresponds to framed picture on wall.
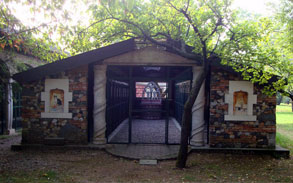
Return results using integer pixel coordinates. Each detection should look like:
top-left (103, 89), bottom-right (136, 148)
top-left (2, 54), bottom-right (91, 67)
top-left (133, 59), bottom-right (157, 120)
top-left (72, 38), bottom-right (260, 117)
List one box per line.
top-left (49, 89), bottom-right (64, 113)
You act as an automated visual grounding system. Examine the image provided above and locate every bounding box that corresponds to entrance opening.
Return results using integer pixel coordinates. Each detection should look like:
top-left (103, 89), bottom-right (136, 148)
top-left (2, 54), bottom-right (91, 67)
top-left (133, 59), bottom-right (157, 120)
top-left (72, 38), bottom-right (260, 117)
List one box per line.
top-left (106, 66), bottom-right (192, 144)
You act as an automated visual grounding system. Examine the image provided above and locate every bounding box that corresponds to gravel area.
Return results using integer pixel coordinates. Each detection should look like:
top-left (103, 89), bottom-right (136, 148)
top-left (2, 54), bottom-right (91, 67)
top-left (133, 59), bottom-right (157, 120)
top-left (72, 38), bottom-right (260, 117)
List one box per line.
top-left (0, 134), bottom-right (21, 155)
top-left (0, 134), bottom-right (58, 172)
top-left (0, 134), bottom-right (292, 183)
top-left (109, 119), bottom-right (180, 144)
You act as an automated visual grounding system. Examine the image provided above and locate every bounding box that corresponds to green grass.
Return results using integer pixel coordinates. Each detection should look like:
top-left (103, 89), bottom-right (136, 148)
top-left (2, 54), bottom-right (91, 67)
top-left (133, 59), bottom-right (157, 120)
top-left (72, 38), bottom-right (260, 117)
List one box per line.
top-left (0, 170), bottom-right (61, 183)
top-left (182, 175), bottom-right (196, 182)
top-left (276, 104), bottom-right (293, 153)
top-left (0, 130), bottom-right (21, 140)
top-left (0, 135), bottom-right (11, 140)
top-left (277, 103), bottom-right (292, 112)
top-left (276, 132), bottom-right (293, 151)
top-left (277, 112), bottom-right (293, 125)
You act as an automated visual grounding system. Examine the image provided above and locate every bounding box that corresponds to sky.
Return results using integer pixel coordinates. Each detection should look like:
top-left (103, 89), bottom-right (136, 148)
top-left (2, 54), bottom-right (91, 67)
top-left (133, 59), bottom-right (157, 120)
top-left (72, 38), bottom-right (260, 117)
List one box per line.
top-left (4, 0), bottom-right (281, 45)
top-left (232, 0), bottom-right (279, 16)
top-left (8, 0), bottom-right (280, 28)
top-left (7, 0), bottom-right (90, 28)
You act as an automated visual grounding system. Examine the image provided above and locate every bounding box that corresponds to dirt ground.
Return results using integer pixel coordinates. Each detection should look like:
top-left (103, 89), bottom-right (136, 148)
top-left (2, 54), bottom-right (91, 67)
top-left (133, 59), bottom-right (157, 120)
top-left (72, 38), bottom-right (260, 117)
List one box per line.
top-left (0, 136), bottom-right (292, 183)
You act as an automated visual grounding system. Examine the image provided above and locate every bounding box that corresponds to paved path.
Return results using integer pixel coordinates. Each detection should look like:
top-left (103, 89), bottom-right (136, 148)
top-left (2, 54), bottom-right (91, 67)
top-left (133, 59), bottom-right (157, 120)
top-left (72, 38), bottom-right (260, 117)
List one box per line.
top-left (106, 144), bottom-right (180, 160)
top-left (108, 119), bottom-right (181, 144)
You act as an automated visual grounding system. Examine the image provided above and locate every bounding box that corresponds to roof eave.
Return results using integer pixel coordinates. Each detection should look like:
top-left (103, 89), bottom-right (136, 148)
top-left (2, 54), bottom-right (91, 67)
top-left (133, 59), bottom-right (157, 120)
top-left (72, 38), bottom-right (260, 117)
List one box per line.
top-left (13, 38), bottom-right (136, 83)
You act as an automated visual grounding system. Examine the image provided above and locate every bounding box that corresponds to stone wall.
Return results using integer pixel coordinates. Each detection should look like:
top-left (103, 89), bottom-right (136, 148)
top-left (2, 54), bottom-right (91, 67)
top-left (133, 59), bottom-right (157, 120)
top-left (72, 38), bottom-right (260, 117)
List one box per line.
top-left (21, 65), bottom-right (88, 144)
top-left (209, 67), bottom-right (276, 148)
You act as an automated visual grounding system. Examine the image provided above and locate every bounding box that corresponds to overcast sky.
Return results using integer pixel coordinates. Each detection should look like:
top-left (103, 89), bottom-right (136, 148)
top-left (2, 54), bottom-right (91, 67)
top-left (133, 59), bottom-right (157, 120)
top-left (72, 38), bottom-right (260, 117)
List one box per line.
top-left (232, 0), bottom-right (279, 16)
top-left (5, 0), bottom-right (280, 46)
top-left (9, 0), bottom-right (279, 28)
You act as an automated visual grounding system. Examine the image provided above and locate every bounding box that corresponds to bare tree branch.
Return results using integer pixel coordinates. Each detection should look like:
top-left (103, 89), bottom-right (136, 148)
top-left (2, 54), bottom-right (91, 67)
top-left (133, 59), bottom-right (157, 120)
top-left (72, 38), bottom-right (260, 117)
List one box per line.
top-left (151, 32), bottom-right (172, 39)
top-left (204, 19), bottom-right (223, 42)
top-left (205, 1), bottom-right (221, 18)
top-left (109, 17), bottom-right (202, 62)
top-left (150, 13), bottom-right (171, 36)
top-left (166, 1), bottom-right (181, 12)
top-left (13, 23), bottom-right (50, 35)
top-left (210, 33), bottom-right (221, 55)
top-left (185, 0), bottom-right (191, 12)
top-left (73, 2), bottom-right (202, 62)
top-left (77, 18), bottom-right (112, 37)
top-left (167, 1), bottom-right (204, 44)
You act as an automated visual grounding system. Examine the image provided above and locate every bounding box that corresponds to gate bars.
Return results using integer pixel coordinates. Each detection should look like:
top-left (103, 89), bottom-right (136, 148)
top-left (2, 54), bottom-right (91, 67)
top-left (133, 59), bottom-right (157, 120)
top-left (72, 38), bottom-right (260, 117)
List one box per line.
top-left (105, 66), bottom-right (192, 144)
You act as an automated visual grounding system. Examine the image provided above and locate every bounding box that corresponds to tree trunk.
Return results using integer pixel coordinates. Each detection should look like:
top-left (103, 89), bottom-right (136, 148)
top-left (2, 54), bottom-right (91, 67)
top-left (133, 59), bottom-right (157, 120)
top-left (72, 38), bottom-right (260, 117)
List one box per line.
top-left (176, 70), bottom-right (207, 168)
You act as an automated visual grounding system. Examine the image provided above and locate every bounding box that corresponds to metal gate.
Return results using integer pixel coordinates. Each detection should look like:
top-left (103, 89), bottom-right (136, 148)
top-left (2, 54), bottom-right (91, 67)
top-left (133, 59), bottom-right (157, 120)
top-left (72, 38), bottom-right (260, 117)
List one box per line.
top-left (106, 66), bottom-right (192, 145)
top-left (0, 83), bottom-right (5, 135)
top-left (12, 85), bottom-right (22, 130)
top-left (174, 80), bottom-right (191, 126)
top-left (106, 78), bottom-right (129, 143)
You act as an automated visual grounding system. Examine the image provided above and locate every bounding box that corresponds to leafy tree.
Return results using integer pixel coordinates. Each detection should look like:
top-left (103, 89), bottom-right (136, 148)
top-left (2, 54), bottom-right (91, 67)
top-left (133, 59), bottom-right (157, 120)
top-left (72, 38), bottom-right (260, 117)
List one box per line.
top-left (268, 0), bottom-right (293, 111)
top-left (0, 0), bottom-right (70, 111)
top-left (0, 0), bottom-right (71, 62)
top-left (63, 0), bottom-right (290, 168)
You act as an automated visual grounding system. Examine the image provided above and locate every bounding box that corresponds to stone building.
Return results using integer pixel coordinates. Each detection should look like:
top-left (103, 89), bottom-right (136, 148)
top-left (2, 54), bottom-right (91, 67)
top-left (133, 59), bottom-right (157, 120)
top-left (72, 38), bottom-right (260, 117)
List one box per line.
top-left (13, 39), bottom-right (276, 148)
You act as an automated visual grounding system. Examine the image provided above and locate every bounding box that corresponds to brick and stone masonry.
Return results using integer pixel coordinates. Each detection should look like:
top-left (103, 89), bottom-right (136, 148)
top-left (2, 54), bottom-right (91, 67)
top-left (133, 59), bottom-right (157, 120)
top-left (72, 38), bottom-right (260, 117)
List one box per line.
top-left (21, 65), bottom-right (88, 144)
top-left (209, 67), bottom-right (276, 148)
top-left (20, 64), bottom-right (277, 147)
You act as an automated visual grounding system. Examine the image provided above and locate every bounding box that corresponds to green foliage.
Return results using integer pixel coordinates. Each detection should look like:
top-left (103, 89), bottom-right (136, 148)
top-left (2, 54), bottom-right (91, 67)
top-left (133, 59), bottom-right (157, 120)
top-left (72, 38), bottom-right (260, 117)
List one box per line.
top-left (0, 0), bottom-right (72, 102)
top-left (60, 0), bottom-right (291, 95)
top-left (0, 0), bottom-right (290, 96)
top-left (0, 60), bottom-right (9, 101)
top-left (268, 0), bottom-right (293, 97)
top-left (219, 14), bottom-right (291, 95)
top-left (66, 0), bottom-right (235, 56)
top-left (271, 0), bottom-right (293, 56)
top-left (1, 0), bottom-right (290, 96)
top-left (0, 0), bottom-right (69, 63)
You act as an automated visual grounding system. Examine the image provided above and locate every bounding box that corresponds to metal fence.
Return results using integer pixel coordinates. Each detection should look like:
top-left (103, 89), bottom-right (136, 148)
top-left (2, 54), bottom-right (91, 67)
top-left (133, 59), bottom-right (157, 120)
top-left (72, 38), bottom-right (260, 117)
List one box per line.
top-left (12, 86), bottom-right (22, 130)
top-left (106, 79), bottom-right (129, 140)
top-left (0, 83), bottom-right (5, 135)
top-left (0, 83), bottom-right (22, 134)
top-left (174, 80), bottom-right (191, 126)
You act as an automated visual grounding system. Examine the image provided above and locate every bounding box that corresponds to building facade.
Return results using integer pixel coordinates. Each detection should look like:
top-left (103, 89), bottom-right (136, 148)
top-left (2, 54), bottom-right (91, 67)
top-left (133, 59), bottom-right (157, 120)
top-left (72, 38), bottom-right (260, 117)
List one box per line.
top-left (13, 39), bottom-right (276, 148)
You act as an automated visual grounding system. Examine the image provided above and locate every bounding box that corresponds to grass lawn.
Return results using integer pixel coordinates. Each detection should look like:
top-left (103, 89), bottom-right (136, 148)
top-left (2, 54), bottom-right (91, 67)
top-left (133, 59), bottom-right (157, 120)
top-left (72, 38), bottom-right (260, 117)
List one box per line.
top-left (276, 103), bottom-right (293, 153)
top-left (277, 103), bottom-right (292, 112)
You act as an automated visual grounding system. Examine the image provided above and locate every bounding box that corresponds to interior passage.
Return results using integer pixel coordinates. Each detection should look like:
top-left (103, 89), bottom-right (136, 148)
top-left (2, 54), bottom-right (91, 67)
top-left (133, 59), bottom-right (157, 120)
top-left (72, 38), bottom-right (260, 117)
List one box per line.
top-left (108, 118), bottom-right (181, 144)
top-left (105, 66), bottom-right (204, 144)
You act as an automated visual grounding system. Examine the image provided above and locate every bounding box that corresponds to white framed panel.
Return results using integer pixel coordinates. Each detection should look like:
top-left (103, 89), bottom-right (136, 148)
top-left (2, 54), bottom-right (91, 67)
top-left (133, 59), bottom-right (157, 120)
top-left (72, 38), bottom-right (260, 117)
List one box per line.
top-left (41, 79), bottom-right (72, 118)
top-left (224, 81), bottom-right (257, 121)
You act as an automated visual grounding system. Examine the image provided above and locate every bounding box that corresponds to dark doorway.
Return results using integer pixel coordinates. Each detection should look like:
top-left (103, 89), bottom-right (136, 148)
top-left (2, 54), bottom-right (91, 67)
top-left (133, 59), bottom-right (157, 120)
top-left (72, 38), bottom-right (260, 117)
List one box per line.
top-left (106, 66), bottom-right (192, 144)
top-left (0, 83), bottom-right (5, 135)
